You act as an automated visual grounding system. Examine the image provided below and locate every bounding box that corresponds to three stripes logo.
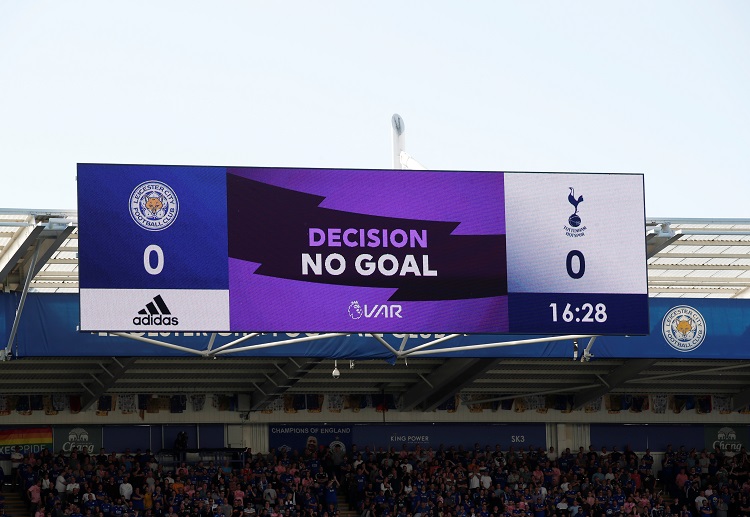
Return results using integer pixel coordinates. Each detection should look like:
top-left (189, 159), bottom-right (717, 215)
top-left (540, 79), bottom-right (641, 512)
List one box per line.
top-left (132, 294), bottom-right (179, 326)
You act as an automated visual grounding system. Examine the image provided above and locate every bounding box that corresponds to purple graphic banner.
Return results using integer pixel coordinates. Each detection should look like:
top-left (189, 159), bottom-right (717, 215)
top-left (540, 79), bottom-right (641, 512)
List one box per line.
top-left (227, 168), bottom-right (508, 333)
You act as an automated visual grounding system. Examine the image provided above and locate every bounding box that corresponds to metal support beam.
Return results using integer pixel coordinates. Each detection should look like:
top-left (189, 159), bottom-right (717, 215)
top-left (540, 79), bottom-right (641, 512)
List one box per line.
top-left (80, 358), bottom-right (138, 411)
top-left (646, 223), bottom-right (681, 258)
top-left (0, 223), bottom-right (44, 284)
top-left (572, 358), bottom-right (657, 410)
top-left (400, 358), bottom-right (498, 412)
top-left (404, 334), bottom-right (595, 357)
top-left (249, 357), bottom-right (321, 411)
top-left (26, 225), bottom-right (76, 279)
top-left (732, 388), bottom-right (750, 411)
top-left (3, 238), bottom-right (42, 359)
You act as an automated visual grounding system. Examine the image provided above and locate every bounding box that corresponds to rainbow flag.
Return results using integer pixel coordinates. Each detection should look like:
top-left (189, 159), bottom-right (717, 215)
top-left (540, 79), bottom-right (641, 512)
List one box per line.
top-left (0, 427), bottom-right (52, 456)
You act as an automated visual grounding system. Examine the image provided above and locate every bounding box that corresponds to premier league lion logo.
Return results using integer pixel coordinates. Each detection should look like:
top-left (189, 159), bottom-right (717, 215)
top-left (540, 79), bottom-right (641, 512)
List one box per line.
top-left (348, 301), bottom-right (363, 320)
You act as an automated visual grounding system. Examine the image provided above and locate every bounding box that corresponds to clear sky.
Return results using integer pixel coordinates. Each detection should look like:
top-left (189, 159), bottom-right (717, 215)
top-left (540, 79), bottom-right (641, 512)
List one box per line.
top-left (1, 1), bottom-right (748, 218)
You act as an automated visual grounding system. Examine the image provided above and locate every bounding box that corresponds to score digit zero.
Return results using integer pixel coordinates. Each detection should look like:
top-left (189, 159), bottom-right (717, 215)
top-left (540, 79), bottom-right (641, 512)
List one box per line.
top-left (144, 245), bottom-right (164, 275)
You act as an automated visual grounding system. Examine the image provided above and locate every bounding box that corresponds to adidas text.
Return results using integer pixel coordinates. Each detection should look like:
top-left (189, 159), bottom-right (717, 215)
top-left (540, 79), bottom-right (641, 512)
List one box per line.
top-left (132, 315), bottom-right (179, 325)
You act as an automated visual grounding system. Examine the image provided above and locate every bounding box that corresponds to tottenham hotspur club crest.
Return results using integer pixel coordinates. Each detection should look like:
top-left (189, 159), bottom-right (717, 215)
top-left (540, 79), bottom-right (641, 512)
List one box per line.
top-left (567, 187), bottom-right (584, 227)
top-left (564, 187), bottom-right (587, 238)
top-left (130, 180), bottom-right (179, 231)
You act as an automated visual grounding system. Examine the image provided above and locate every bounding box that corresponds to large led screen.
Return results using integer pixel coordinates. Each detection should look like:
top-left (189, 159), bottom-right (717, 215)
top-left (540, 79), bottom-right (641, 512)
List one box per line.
top-left (78, 165), bottom-right (647, 334)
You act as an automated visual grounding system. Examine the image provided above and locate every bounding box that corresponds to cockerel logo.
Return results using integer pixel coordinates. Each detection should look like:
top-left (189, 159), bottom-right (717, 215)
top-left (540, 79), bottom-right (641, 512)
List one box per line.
top-left (567, 187), bottom-right (584, 227)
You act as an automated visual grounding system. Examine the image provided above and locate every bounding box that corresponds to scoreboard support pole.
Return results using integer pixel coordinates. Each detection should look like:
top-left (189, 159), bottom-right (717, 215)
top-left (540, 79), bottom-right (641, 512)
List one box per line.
top-left (399, 334), bottom-right (599, 358)
top-left (2, 237), bottom-right (41, 361)
top-left (391, 114), bottom-right (405, 169)
top-left (391, 113), bottom-right (427, 170)
top-left (1, 216), bottom-right (75, 362)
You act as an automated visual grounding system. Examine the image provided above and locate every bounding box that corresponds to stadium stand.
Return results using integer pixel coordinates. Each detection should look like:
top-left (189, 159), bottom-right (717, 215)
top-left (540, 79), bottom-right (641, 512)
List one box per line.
top-left (4, 439), bottom-right (750, 517)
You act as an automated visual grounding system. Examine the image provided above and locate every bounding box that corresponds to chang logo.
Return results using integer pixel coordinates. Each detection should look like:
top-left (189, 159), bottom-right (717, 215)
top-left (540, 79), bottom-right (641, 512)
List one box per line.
top-left (63, 427), bottom-right (95, 453)
top-left (661, 305), bottom-right (706, 352)
top-left (68, 427), bottom-right (89, 443)
top-left (564, 187), bottom-right (587, 238)
top-left (130, 180), bottom-right (179, 231)
top-left (712, 426), bottom-right (742, 454)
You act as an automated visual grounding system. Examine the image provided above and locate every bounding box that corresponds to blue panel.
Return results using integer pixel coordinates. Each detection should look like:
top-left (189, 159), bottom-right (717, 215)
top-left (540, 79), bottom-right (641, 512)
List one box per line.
top-left (593, 298), bottom-right (747, 359)
top-left (509, 293), bottom-right (649, 335)
top-left (352, 423), bottom-right (545, 450)
top-left (589, 424), bottom-right (649, 451)
top-left (590, 424), bottom-right (705, 452)
top-left (0, 293), bottom-right (13, 346)
top-left (11, 294), bottom-right (750, 359)
top-left (198, 424), bottom-right (225, 448)
top-left (103, 426), bottom-right (153, 452)
top-left (644, 425), bottom-right (705, 452)
top-left (162, 425), bottom-right (197, 450)
top-left (78, 164), bottom-right (228, 290)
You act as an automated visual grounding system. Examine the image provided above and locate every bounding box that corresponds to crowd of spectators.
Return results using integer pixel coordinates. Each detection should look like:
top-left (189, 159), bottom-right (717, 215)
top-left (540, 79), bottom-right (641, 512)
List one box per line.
top-left (3, 440), bottom-right (750, 517)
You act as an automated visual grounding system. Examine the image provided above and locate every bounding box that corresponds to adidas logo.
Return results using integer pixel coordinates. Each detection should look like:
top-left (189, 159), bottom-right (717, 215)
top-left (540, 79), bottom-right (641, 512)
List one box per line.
top-left (132, 295), bottom-right (179, 326)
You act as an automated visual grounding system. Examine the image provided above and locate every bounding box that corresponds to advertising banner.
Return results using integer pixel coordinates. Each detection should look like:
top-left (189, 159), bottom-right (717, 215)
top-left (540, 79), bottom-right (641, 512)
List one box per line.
top-left (269, 424), bottom-right (353, 454)
top-left (705, 425), bottom-right (748, 456)
top-left (53, 425), bottom-right (102, 454)
top-left (351, 423), bottom-right (545, 450)
top-left (0, 427), bottom-right (52, 456)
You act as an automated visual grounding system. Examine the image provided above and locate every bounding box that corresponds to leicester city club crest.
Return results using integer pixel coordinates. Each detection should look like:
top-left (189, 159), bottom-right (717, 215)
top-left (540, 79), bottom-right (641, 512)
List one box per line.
top-left (129, 180), bottom-right (179, 231)
top-left (661, 305), bottom-right (707, 352)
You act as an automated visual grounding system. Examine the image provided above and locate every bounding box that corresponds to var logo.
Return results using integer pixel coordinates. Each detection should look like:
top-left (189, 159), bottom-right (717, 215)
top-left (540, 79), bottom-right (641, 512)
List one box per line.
top-left (348, 301), bottom-right (403, 319)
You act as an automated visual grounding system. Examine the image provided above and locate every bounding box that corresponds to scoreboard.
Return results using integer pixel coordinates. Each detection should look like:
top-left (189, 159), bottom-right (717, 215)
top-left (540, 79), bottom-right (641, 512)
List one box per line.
top-left (77, 165), bottom-right (648, 334)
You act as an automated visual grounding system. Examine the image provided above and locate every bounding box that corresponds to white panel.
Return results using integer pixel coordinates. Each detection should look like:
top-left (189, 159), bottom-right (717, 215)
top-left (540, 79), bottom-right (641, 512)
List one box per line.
top-left (226, 425), bottom-right (244, 448)
top-left (572, 423), bottom-right (590, 452)
top-left (243, 424), bottom-right (269, 453)
top-left (505, 173), bottom-right (647, 294)
top-left (80, 289), bottom-right (229, 331)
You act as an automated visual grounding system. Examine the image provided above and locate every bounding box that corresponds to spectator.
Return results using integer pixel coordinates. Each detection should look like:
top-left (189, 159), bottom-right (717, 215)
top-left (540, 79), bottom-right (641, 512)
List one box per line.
top-left (11, 446), bottom-right (24, 489)
top-left (120, 475), bottom-right (133, 501)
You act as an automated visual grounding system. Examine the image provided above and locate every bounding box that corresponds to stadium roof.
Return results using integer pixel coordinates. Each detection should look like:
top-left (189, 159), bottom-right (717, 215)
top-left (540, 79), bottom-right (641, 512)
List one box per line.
top-left (3, 210), bottom-right (750, 411)
top-left (4, 211), bottom-right (750, 298)
top-left (646, 218), bottom-right (750, 299)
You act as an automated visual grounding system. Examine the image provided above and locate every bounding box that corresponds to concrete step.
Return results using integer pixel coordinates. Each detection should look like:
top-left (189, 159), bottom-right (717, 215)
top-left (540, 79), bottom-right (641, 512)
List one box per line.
top-left (1, 489), bottom-right (29, 517)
